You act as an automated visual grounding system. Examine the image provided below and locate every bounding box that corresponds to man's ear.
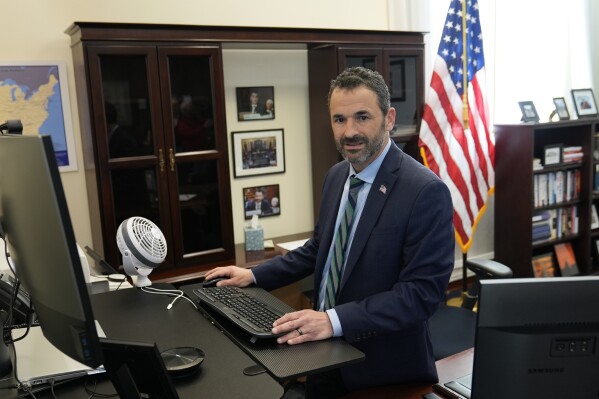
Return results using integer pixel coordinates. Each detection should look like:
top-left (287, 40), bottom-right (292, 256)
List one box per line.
top-left (385, 107), bottom-right (396, 132)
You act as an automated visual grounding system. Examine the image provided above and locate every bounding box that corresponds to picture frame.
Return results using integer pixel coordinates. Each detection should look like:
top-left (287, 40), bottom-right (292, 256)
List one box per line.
top-left (571, 88), bottom-right (598, 118)
top-left (236, 86), bottom-right (275, 121)
top-left (531, 253), bottom-right (555, 277)
top-left (231, 129), bottom-right (285, 177)
top-left (0, 61), bottom-right (78, 172)
top-left (543, 144), bottom-right (562, 166)
top-left (243, 184), bottom-right (281, 220)
top-left (518, 100), bottom-right (540, 123)
top-left (552, 97), bottom-right (570, 120)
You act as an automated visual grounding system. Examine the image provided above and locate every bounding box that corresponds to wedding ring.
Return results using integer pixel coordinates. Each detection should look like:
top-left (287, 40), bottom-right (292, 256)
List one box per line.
top-left (297, 328), bottom-right (304, 336)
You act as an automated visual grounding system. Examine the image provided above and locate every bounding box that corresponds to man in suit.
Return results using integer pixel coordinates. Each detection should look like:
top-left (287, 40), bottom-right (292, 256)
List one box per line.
top-left (242, 90), bottom-right (266, 115)
top-left (245, 189), bottom-right (272, 216)
top-left (205, 67), bottom-right (454, 397)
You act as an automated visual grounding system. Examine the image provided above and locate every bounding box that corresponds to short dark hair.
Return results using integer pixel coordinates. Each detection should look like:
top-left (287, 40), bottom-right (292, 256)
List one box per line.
top-left (327, 67), bottom-right (390, 116)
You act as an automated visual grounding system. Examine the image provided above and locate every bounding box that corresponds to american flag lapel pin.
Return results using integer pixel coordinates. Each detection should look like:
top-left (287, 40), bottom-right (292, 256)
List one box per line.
top-left (379, 185), bottom-right (387, 195)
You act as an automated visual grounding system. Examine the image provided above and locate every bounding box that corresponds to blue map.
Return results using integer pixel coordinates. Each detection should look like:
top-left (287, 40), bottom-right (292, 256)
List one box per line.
top-left (0, 64), bottom-right (73, 169)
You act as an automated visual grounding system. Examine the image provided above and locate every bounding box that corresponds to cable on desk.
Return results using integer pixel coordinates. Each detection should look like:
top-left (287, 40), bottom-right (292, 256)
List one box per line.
top-left (140, 286), bottom-right (198, 310)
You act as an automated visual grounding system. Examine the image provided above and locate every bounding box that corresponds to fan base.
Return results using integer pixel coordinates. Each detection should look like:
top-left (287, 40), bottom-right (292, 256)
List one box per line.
top-left (160, 347), bottom-right (204, 378)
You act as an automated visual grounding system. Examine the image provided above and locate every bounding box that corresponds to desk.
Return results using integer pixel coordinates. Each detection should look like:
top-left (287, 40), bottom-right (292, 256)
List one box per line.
top-left (340, 348), bottom-right (474, 399)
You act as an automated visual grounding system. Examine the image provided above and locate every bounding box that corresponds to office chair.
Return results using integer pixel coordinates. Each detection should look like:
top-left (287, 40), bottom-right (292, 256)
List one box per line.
top-left (428, 259), bottom-right (512, 360)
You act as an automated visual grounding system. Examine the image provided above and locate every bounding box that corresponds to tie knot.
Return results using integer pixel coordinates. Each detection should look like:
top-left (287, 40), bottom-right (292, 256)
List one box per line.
top-left (349, 176), bottom-right (364, 190)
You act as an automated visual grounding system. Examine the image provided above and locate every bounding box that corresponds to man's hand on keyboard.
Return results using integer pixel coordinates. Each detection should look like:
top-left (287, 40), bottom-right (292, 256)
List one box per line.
top-left (272, 309), bottom-right (333, 345)
top-left (204, 266), bottom-right (253, 287)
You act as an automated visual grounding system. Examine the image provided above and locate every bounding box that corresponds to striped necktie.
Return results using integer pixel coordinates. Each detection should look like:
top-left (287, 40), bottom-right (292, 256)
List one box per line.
top-left (324, 176), bottom-right (364, 309)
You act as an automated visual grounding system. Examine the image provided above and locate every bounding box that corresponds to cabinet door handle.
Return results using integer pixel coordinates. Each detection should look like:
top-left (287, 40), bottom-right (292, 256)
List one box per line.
top-left (169, 148), bottom-right (175, 172)
top-left (159, 148), bottom-right (165, 172)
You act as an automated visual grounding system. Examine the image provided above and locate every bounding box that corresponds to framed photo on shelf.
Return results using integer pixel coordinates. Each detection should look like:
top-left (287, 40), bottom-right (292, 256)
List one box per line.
top-left (571, 88), bottom-right (598, 118)
top-left (552, 97), bottom-right (570, 120)
top-left (236, 86), bottom-right (275, 121)
top-left (518, 100), bottom-right (540, 123)
top-left (231, 129), bottom-right (285, 178)
top-left (543, 144), bottom-right (562, 166)
top-left (554, 242), bottom-right (580, 277)
top-left (531, 253), bottom-right (556, 277)
top-left (243, 184), bottom-right (280, 220)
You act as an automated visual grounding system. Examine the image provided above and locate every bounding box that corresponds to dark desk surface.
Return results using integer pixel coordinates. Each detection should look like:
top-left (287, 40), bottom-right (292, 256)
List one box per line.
top-left (89, 286), bottom-right (284, 398)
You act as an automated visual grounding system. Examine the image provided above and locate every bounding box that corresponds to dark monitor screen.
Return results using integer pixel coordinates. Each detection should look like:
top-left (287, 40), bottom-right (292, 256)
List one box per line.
top-left (472, 276), bottom-right (599, 398)
top-left (0, 134), bottom-right (102, 368)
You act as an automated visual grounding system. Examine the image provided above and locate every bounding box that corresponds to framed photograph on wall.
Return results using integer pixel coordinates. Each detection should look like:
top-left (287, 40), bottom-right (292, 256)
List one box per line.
top-left (236, 86), bottom-right (275, 121)
top-left (243, 184), bottom-right (280, 219)
top-left (518, 100), bottom-right (540, 123)
top-left (231, 129), bottom-right (285, 177)
top-left (571, 88), bottom-right (598, 118)
top-left (552, 97), bottom-right (570, 120)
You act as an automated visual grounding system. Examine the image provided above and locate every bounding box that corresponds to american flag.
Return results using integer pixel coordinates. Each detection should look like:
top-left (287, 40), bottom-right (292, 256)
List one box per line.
top-left (419, 0), bottom-right (495, 252)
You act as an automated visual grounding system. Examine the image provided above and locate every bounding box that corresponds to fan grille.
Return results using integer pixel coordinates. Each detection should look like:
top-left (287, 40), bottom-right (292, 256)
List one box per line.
top-left (130, 217), bottom-right (167, 259)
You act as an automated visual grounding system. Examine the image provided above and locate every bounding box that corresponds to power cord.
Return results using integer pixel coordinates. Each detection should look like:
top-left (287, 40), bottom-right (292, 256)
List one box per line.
top-left (140, 286), bottom-right (198, 310)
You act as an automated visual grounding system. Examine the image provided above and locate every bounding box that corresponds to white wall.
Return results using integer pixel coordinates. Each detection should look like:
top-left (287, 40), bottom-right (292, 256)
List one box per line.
top-left (223, 49), bottom-right (313, 243)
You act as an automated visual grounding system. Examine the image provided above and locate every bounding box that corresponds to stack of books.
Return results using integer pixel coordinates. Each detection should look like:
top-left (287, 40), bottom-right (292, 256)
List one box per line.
top-left (562, 146), bottom-right (583, 163)
top-left (533, 157), bottom-right (543, 171)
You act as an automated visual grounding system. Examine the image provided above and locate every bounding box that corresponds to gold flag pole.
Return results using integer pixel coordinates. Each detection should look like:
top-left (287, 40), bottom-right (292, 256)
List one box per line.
top-left (462, 0), bottom-right (469, 131)
top-left (461, 0), bottom-right (470, 296)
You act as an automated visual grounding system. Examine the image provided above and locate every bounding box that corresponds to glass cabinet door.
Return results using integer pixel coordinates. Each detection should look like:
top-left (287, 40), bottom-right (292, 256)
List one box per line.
top-left (158, 47), bottom-right (233, 266)
top-left (385, 52), bottom-right (422, 137)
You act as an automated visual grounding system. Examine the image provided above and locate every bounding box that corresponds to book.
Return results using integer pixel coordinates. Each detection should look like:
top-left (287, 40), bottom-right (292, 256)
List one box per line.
top-left (592, 204), bottom-right (599, 230)
top-left (531, 253), bottom-right (555, 277)
top-left (554, 242), bottom-right (580, 277)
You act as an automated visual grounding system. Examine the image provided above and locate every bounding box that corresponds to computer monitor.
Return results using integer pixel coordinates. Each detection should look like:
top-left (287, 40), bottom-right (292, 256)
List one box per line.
top-left (0, 134), bottom-right (103, 368)
top-left (472, 276), bottom-right (599, 398)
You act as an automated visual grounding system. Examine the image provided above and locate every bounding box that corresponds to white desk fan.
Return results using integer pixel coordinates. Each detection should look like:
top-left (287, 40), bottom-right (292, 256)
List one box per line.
top-left (116, 217), bottom-right (167, 287)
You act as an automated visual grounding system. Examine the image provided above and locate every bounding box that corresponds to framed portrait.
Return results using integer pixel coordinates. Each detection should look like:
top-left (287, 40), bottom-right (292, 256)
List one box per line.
top-left (518, 101), bottom-right (540, 123)
top-left (0, 61), bottom-right (77, 172)
top-left (243, 184), bottom-right (280, 220)
top-left (231, 129), bottom-right (285, 177)
top-left (552, 97), bottom-right (570, 120)
top-left (571, 88), bottom-right (598, 118)
top-left (236, 86), bottom-right (275, 121)
top-left (543, 144), bottom-right (562, 166)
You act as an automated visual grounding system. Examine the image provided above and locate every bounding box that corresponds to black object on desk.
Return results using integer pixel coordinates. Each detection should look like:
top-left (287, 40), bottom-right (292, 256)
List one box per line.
top-left (181, 283), bottom-right (365, 381)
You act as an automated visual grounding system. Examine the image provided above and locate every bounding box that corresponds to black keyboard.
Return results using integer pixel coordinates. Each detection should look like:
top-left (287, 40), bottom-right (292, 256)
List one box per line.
top-left (192, 286), bottom-right (294, 341)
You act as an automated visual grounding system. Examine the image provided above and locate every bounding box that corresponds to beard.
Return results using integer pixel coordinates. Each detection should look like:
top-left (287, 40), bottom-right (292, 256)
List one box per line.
top-left (335, 124), bottom-right (387, 167)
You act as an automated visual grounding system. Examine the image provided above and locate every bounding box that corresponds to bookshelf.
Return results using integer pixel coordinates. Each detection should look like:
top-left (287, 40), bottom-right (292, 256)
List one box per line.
top-left (495, 119), bottom-right (599, 278)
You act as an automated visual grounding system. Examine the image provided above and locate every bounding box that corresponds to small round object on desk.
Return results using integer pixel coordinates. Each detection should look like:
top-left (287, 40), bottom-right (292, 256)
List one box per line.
top-left (161, 347), bottom-right (205, 378)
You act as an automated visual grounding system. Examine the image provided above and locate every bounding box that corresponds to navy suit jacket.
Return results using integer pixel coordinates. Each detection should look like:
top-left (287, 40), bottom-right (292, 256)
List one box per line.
top-left (252, 142), bottom-right (454, 391)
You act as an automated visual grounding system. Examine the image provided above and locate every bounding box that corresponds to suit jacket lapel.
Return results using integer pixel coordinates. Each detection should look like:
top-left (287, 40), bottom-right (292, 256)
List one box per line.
top-left (340, 144), bottom-right (402, 290)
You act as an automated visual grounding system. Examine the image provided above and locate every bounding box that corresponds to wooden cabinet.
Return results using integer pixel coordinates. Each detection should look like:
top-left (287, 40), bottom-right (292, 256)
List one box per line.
top-left (494, 120), bottom-right (599, 277)
top-left (307, 42), bottom-right (425, 219)
top-left (68, 26), bottom-right (234, 281)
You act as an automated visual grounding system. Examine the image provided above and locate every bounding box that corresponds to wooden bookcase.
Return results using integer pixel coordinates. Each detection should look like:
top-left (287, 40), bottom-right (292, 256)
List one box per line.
top-left (495, 119), bottom-right (599, 277)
